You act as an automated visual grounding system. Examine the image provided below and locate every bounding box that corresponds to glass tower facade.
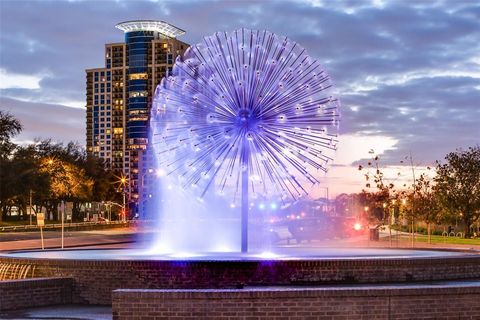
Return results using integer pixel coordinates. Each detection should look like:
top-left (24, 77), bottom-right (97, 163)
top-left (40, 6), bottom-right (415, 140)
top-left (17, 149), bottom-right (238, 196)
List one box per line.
top-left (126, 30), bottom-right (153, 147)
top-left (86, 21), bottom-right (188, 216)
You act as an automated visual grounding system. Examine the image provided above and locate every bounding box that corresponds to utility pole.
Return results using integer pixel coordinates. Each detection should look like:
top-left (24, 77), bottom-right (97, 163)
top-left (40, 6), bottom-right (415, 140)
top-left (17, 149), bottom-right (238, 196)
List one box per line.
top-left (123, 189), bottom-right (126, 222)
top-left (29, 189), bottom-right (33, 225)
top-left (61, 200), bottom-right (65, 249)
top-left (409, 152), bottom-right (416, 248)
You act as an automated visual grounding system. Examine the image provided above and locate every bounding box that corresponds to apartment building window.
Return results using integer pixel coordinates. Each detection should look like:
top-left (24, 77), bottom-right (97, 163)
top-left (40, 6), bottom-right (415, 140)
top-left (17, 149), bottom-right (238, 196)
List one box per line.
top-left (129, 91), bottom-right (148, 98)
top-left (129, 73), bottom-right (148, 80)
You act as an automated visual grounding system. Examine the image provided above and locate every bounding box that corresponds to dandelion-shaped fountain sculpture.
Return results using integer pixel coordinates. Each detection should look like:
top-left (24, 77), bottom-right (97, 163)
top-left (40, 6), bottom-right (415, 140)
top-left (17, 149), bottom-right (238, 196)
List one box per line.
top-left (152, 29), bottom-right (340, 252)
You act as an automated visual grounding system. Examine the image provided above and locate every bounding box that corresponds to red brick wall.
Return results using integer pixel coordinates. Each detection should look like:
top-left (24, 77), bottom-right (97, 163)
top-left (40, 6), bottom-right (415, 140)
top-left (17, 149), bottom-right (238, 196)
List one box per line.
top-left (0, 277), bottom-right (73, 311)
top-left (1, 255), bottom-right (480, 305)
top-left (112, 283), bottom-right (480, 319)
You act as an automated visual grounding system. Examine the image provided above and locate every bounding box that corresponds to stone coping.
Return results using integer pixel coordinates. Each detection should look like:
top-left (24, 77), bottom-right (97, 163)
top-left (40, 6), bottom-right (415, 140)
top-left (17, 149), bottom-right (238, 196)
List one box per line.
top-left (1, 248), bottom-right (479, 265)
top-left (113, 280), bottom-right (480, 298)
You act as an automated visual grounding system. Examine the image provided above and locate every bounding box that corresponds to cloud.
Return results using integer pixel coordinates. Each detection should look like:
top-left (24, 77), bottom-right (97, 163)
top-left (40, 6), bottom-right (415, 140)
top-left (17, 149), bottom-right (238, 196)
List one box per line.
top-left (335, 134), bottom-right (398, 166)
top-left (0, 97), bottom-right (84, 144)
top-left (1, 0), bottom-right (479, 195)
top-left (0, 68), bottom-right (46, 89)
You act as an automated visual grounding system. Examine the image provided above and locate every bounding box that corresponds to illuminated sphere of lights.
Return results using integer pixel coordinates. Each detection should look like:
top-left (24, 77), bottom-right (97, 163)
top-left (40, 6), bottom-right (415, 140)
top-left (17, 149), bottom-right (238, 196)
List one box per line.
top-left (151, 29), bottom-right (340, 201)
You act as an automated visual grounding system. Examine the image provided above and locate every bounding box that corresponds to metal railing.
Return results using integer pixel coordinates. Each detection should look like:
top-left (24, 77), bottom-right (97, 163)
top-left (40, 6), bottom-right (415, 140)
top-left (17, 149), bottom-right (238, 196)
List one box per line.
top-left (441, 231), bottom-right (465, 238)
top-left (0, 220), bottom-right (128, 232)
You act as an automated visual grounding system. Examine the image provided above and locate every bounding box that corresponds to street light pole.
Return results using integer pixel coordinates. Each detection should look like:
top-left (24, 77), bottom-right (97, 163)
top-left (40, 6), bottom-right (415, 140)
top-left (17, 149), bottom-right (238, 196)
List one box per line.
top-left (119, 176), bottom-right (127, 223)
top-left (409, 152), bottom-right (416, 248)
top-left (123, 189), bottom-right (126, 222)
top-left (29, 189), bottom-right (33, 225)
top-left (61, 200), bottom-right (64, 249)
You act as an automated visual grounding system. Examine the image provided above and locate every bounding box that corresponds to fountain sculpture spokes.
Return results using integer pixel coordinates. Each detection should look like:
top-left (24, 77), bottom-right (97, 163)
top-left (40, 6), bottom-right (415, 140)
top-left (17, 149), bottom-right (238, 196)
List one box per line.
top-left (151, 29), bottom-right (340, 252)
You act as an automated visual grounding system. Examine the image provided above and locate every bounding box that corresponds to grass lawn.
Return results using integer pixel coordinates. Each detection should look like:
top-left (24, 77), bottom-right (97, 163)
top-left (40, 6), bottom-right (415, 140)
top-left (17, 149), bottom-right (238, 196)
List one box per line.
top-left (0, 220), bottom-right (58, 226)
top-left (396, 234), bottom-right (480, 246)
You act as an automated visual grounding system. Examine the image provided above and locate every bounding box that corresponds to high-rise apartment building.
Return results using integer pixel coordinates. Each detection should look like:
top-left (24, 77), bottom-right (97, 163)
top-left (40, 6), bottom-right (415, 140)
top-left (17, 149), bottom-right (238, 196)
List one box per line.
top-left (86, 20), bottom-right (188, 213)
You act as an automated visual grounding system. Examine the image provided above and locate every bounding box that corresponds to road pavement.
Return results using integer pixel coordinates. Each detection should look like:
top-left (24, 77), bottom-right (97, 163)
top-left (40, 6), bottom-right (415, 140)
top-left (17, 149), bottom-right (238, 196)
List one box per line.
top-left (0, 228), bottom-right (142, 252)
top-left (1, 225), bottom-right (479, 252)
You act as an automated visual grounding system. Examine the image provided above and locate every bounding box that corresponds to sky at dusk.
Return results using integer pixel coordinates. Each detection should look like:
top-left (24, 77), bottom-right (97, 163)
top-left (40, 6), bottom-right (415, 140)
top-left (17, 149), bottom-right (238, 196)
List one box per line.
top-left (0, 0), bottom-right (479, 196)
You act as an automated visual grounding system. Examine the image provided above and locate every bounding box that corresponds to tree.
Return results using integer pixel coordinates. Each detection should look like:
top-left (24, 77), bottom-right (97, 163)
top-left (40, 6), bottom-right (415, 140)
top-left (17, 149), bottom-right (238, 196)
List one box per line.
top-left (39, 155), bottom-right (94, 220)
top-left (358, 152), bottom-right (399, 226)
top-left (0, 113), bottom-right (122, 223)
top-left (405, 172), bottom-right (441, 243)
top-left (0, 111), bottom-right (23, 222)
top-left (434, 146), bottom-right (480, 237)
top-left (0, 110), bottom-right (22, 159)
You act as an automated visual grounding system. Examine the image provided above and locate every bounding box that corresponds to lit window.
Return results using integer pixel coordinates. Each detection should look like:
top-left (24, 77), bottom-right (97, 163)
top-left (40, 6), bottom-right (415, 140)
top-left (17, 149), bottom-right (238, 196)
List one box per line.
top-left (129, 73), bottom-right (148, 80)
top-left (129, 91), bottom-right (148, 98)
top-left (129, 116), bottom-right (148, 121)
top-left (129, 110), bottom-right (147, 115)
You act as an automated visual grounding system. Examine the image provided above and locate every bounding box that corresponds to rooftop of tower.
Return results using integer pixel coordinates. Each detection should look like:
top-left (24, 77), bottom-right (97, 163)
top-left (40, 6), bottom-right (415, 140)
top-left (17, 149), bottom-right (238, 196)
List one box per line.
top-left (115, 20), bottom-right (185, 38)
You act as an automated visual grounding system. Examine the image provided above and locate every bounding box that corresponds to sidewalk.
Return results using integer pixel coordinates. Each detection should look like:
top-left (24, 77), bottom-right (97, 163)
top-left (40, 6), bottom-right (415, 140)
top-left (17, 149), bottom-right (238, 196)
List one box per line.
top-left (0, 228), bottom-right (139, 252)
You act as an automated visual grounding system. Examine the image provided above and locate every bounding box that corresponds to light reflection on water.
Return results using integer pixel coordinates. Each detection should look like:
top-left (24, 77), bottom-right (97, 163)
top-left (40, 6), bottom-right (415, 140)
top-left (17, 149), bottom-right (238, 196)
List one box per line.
top-left (2, 248), bottom-right (468, 261)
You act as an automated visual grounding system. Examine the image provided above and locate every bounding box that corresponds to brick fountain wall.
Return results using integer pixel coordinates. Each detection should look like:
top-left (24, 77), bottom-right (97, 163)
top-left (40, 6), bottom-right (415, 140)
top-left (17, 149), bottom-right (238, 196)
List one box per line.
top-left (0, 277), bottom-right (73, 311)
top-left (112, 283), bottom-right (480, 319)
top-left (1, 254), bottom-right (480, 305)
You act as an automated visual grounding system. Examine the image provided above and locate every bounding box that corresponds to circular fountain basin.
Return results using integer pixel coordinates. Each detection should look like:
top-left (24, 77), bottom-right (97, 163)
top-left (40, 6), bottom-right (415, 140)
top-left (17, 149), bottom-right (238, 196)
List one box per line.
top-left (1, 247), bottom-right (479, 305)
top-left (1, 247), bottom-right (472, 261)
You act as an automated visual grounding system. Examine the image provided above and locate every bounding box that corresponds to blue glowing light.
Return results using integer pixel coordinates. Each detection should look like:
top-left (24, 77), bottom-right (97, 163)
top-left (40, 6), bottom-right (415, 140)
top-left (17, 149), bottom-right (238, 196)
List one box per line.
top-left (151, 29), bottom-right (340, 202)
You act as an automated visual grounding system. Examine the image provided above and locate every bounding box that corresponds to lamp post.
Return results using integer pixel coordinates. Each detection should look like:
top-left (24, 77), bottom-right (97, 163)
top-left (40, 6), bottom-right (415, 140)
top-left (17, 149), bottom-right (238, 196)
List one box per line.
top-left (364, 206), bottom-right (370, 245)
top-left (120, 177), bottom-right (127, 222)
top-left (390, 199), bottom-right (397, 247)
top-left (29, 189), bottom-right (33, 225)
top-left (105, 201), bottom-right (124, 222)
